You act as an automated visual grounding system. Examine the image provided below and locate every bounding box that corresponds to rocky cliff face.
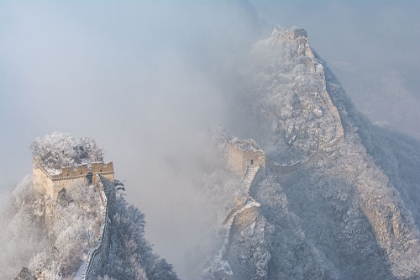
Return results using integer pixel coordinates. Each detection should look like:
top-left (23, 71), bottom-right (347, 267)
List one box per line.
top-left (246, 26), bottom-right (343, 164)
top-left (203, 26), bottom-right (420, 280)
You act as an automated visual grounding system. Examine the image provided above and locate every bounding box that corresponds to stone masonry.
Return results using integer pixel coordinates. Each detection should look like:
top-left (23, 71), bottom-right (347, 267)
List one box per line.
top-left (33, 158), bottom-right (114, 200)
top-left (227, 138), bottom-right (265, 175)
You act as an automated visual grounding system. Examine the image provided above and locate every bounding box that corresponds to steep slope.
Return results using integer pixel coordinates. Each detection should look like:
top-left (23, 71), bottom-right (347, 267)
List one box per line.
top-left (204, 26), bottom-right (420, 280)
top-left (0, 133), bottom-right (179, 280)
top-left (245, 26), bottom-right (344, 164)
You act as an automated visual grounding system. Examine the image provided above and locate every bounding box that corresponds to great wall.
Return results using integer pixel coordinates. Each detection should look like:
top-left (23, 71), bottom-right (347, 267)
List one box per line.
top-left (32, 27), bottom-right (345, 280)
top-left (205, 129), bottom-right (343, 278)
top-left (223, 26), bottom-right (345, 240)
top-left (202, 138), bottom-right (265, 279)
top-left (32, 158), bottom-right (115, 280)
top-left (75, 174), bottom-right (111, 280)
top-left (203, 28), bottom-right (345, 279)
top-left (33, 158), bottom-right (114, 200)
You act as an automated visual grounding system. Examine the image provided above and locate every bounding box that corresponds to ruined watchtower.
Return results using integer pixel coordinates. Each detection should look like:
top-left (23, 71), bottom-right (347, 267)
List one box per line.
top-left (272, 26), bottom-right (308, 42)
top-left (227, 138), bottom-right (265, 175)
top-left (33, 158), bottom-right (114, 200)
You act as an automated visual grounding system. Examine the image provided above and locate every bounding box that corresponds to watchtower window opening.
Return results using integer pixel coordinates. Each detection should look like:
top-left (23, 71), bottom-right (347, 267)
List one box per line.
top-left (251, 159), bottom-right (254, 165)
top-left (86, 172), bottom-right (93, 185)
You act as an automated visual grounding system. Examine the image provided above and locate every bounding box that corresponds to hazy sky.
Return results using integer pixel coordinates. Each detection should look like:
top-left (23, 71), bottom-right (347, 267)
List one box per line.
top-left (1, 1), bottom-right (419, 278)
top-left (250, 0), bottom-right (420, 138)
top-left (0, 2), bottom-right (260, 277)
top-left (251, 0), bottom-right (420, 64)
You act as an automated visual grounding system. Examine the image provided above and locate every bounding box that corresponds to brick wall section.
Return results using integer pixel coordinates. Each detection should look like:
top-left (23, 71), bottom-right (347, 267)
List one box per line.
top-left (33, 158), bottom-right (115, 200)
top-left (231, 207), bottom-right (259, 235)
top-left (227, 144), bottom-right (266, 175)
top-left (227, 144), bottom-right (245, 175)
top-left (33, 161), bottom-right (54, 197)
top-left (56, 162), bottom-right (114, 183)
top-left (241, 150), bottom-right (266, 171)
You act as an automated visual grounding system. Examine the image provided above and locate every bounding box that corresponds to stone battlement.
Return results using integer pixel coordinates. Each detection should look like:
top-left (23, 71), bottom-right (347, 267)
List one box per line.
top-left (33, 158), bottom-right (114, 200)
top-left (51, 162), bottom-right (114, 181)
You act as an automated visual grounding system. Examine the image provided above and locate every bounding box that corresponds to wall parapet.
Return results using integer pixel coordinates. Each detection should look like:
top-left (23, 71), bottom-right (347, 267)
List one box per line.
top-left (77, 174), bottom-right (110, 280)
top-left (53, 162), bottom-right (114, 181)
top-left (33, 157), bottom-right (114, 200)
top-left (33, 158), bottom-right (114, 179)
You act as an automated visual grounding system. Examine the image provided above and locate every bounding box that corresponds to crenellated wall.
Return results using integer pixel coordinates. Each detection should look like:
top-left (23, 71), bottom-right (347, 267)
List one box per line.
top-left (33, 158), bottom-right (114, 200)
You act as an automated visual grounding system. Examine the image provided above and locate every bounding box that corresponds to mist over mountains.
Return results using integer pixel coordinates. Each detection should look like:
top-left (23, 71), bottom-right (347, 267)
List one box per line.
top-left (1, 1), bottom-right (420, 279)
top-left (249, 0), bottom-right (420, 139)
top-left (197, 25), bottom-right (420, 279)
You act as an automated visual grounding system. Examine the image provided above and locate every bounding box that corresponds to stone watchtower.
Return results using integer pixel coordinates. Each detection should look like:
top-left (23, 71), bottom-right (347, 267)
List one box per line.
top-left (272, 26), bottom-right (308, 42)
top-left (33, 158), bottom-right (114, 200)
top-left (227, 138), bottom-right (265, 175)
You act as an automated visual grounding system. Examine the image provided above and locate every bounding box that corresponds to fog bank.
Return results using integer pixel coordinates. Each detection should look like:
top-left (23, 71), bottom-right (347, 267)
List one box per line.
top-left (1, 0), bottom-right (420, 278)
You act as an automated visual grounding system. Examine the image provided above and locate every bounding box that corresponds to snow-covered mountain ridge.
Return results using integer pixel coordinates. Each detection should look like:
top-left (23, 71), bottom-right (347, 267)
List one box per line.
top-left (200, 26), bottom-right (420, 279)
top-left (8, 133), bottom-right (179, 280)
top-left (6, 24), bottom-right (420, 280)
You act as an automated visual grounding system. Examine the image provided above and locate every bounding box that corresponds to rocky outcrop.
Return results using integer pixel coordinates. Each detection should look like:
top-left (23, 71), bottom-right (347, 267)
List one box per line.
top-left (248, 26), bottom-right (344, 164)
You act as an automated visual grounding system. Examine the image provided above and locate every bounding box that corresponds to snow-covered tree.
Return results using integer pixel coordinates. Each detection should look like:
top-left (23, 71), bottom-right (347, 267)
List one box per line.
top-left (30, 132), bottom-right (104, 171)
top-left (103, 195), bottom-right (178, 280)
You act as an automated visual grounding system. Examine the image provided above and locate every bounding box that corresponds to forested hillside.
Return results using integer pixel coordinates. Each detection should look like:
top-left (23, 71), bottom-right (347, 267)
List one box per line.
top-left (1, 133), bottom-right (179, 280)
